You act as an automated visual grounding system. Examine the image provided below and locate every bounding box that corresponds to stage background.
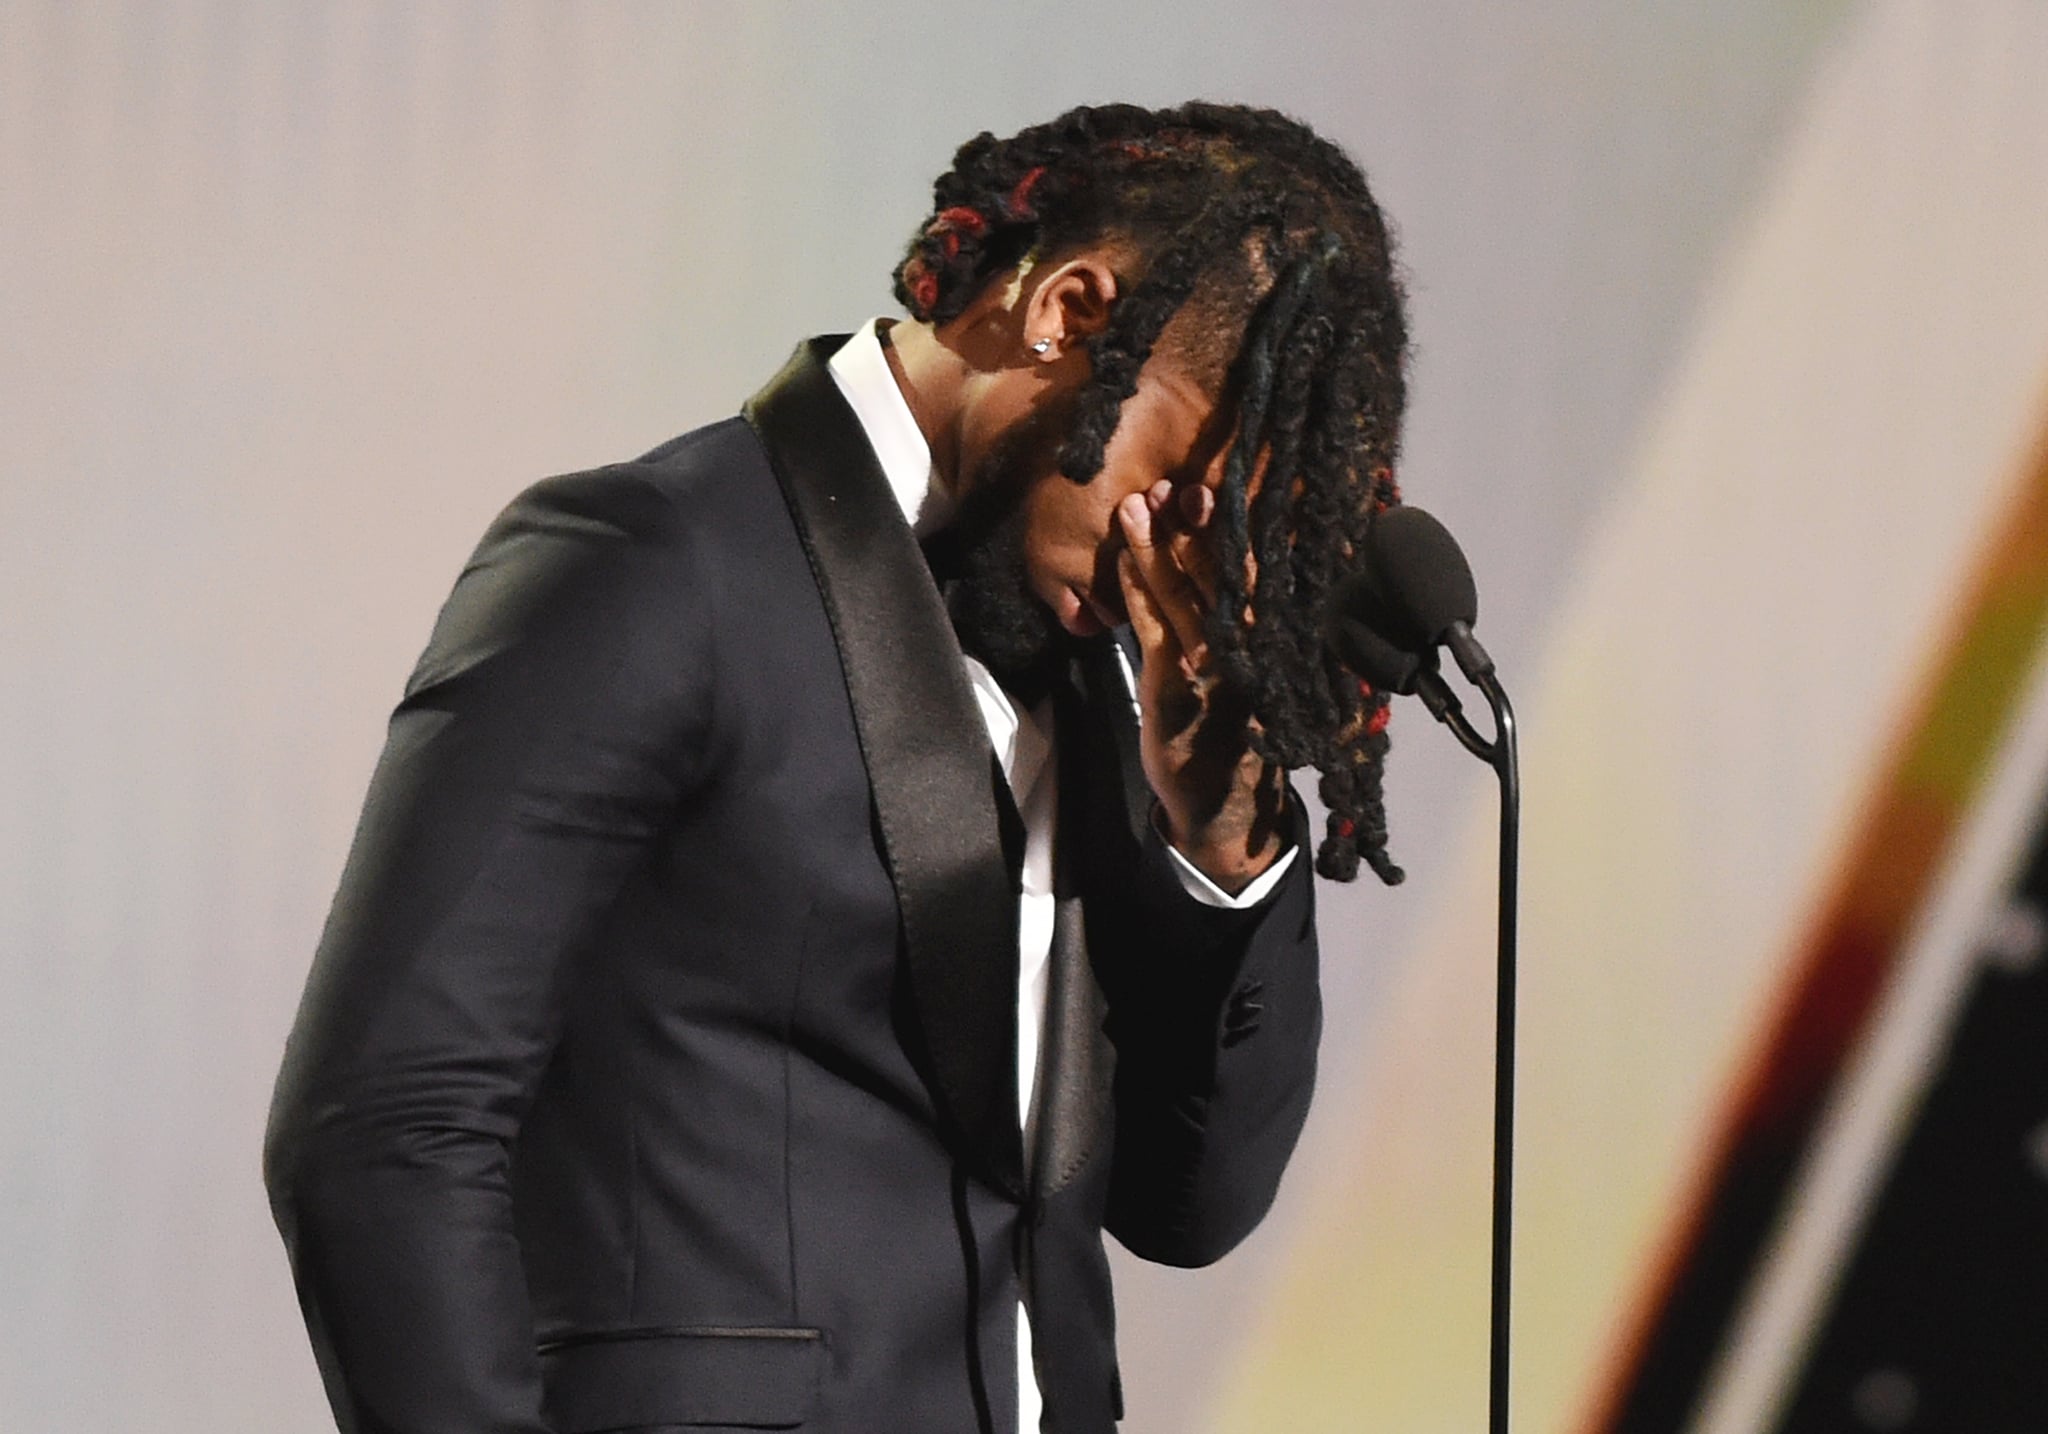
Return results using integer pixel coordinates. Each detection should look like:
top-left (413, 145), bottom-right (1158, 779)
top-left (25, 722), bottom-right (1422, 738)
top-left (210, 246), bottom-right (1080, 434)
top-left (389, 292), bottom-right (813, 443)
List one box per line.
top-left (5, 3), bottom-right (2045, 1431)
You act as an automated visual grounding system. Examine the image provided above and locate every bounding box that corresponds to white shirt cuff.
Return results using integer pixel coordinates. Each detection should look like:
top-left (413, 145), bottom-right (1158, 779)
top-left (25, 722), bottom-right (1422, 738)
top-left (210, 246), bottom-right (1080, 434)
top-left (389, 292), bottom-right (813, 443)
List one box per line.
top-left (1158, 817), bottom-right (1300, 909)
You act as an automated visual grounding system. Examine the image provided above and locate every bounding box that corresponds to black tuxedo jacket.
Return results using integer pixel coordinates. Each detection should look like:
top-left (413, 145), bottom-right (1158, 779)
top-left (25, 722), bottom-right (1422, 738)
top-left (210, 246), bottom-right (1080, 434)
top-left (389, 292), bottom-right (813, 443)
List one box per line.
top-left (264, 339), bottom-right (1322, 1434)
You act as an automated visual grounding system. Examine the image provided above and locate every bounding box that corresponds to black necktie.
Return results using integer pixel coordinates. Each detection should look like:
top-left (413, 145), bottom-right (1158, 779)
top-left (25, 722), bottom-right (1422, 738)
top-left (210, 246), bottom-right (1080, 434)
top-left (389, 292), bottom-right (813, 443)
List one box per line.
top-left (991, 753), bottom-right (1027, 888)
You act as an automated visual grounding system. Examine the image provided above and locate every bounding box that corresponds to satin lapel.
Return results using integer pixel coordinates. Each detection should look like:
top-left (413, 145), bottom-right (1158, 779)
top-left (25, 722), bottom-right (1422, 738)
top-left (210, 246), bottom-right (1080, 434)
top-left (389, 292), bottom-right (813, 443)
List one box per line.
top-left (745, 340), bottom-right (1023, 1198)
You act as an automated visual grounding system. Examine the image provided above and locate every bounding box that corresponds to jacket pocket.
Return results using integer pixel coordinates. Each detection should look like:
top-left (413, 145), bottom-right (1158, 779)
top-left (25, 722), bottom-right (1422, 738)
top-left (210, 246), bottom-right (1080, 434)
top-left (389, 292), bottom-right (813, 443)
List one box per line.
top-left (538, 1325), bottom-right (825, 1431)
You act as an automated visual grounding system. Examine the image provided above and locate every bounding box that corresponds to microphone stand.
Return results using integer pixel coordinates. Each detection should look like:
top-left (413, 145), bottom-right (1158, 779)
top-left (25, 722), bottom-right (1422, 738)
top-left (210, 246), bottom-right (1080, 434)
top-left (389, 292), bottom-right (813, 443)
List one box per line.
top-left (1419, 649), bottom-right (1520, 1434)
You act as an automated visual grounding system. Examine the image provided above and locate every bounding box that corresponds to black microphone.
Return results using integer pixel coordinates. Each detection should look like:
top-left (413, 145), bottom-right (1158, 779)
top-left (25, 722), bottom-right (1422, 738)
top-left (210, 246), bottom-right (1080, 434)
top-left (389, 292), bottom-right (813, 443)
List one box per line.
top-left (1326, 504), bottom-right (1493, 686)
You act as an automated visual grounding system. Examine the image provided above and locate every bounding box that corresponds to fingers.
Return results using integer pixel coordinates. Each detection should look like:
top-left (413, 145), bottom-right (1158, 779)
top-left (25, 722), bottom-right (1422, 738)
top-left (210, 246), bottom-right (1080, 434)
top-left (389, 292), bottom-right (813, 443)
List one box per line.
top-left (1117, 544), bottom-right (1179, 670)
top-left (1137, 481), bottom-right (1222, 606)
top-left (1170, 483), bottom-right (1221, 605)
top-left (1116, 489), bottom-right (1209, 662)
top-left (1117, 489), bottom-right (1181, 665)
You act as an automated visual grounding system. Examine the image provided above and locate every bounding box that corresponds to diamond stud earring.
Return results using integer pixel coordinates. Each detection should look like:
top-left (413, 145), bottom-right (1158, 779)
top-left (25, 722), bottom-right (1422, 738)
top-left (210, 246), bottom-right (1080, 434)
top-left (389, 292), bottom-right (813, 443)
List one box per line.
top-left (1031, 338), bottom-right (1053, 355)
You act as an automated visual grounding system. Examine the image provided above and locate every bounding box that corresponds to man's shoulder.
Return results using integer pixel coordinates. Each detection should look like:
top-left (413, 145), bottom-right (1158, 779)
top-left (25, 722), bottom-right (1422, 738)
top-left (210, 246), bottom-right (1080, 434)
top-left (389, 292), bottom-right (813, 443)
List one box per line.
top-left (420, 414), bottom-right (801, 689)
top-left (629, 413), bottom-right (768, 478)
top-left (497, 415), bottom-right (778, 545)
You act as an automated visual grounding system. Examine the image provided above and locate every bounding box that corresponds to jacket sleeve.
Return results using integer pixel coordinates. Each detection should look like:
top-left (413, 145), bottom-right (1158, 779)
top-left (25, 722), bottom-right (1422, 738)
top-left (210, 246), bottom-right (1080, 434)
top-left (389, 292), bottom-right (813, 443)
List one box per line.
top-left (263, 468), bottom-right (712, 1434)
top-left (1089, 783), bottom-right (1323, 1269)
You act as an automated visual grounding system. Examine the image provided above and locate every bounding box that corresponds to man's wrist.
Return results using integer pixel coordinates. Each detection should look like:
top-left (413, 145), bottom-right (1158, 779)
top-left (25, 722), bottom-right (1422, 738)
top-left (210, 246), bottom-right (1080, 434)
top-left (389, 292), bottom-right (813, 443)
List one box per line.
top-left (1153, 801), bottom-right (1291, 899)
top-left (1174, 832), bottom-right (1282, 894)
top-left (1154, 759), bottom-right (1299, 893)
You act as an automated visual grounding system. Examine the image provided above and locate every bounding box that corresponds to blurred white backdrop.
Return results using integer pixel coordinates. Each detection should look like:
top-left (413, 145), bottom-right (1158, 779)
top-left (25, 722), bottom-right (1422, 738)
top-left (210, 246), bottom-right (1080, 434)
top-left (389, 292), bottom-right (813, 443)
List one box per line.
top-left (17, 4), bottom-right (2042, 1432)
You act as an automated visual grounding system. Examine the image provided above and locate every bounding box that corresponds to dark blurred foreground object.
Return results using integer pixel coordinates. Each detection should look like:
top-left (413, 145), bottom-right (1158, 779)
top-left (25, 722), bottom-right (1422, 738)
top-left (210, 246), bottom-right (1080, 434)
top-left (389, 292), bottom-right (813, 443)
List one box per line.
top-left (1773, 789), bottom-right (2048, 1433)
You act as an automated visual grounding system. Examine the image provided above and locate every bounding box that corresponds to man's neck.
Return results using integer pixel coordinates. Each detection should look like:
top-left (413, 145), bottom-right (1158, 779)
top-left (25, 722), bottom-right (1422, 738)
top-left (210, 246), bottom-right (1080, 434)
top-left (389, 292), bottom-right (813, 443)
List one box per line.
top-left (878, 319), bottom-right (966, 500)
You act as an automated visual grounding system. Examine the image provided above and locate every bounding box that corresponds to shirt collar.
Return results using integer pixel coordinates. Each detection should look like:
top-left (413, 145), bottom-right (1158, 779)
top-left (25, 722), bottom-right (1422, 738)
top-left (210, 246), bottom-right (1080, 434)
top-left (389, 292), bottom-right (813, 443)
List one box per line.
top-left (826, 318), bottom-right (954, 536)
top-left (824, 320), bottom-right (1046, 788)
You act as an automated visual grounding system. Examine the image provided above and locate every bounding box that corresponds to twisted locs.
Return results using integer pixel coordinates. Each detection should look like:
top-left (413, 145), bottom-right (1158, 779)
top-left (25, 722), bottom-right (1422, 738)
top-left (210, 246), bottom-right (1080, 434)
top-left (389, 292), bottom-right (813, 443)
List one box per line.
top-left (892, 103), bottom-right (1410, 883)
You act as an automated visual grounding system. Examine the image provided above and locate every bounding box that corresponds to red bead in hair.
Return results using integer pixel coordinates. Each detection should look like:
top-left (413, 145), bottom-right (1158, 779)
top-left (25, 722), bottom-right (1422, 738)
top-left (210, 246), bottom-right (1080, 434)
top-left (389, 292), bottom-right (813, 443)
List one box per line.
top-left (903, 259), bottom-right (939, 315)
top-left (934, 205), bottom-right (988, 236)
top-left (1366, 705), bottom-right (1391, 736)
top-left (1334, 817), bottom-right (1356, 838)
top-left (1006, 165), bottom-right (1048, 217)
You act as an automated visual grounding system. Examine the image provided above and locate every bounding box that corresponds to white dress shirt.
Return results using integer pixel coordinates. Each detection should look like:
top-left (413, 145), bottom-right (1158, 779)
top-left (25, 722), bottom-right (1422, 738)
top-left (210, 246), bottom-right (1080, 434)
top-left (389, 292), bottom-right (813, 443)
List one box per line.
top-left (826, 319), bottom-right (1294, 1431)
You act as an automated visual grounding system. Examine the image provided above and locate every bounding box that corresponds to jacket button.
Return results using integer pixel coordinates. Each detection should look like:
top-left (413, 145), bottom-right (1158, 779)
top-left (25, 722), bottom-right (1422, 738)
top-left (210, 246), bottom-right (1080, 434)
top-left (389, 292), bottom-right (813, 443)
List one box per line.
top-left (1221, 982), bottom-right (1264, 1047)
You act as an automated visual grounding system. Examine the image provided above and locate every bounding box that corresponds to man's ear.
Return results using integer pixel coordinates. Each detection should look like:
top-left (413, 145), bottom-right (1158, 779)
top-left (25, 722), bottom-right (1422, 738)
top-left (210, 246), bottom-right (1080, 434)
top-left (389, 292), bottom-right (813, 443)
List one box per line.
top-left (1024, 252), bottom-right (1120, 359)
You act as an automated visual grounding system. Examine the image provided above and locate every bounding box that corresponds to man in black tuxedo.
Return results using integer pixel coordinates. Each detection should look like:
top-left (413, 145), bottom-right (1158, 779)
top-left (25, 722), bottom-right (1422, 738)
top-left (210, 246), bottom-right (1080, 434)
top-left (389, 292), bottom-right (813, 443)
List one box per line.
top-left (265, 102), bottom-right (1409, 1434)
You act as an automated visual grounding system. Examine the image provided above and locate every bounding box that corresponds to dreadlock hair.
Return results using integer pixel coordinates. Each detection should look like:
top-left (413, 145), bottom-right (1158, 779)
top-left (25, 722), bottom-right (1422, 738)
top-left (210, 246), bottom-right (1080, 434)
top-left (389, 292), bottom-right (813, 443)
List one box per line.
top-left (892, 102), bottom-right (1410, 884)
